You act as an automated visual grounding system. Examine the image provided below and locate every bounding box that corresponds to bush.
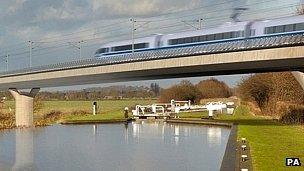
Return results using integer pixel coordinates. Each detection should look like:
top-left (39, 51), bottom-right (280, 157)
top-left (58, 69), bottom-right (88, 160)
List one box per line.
top-left (238, 72), bottom-right (304, 115)
top-left (0, 111), bottom-right (15, 129)
top-left (34, 99), bottom-right (44, 113)
top-left (44, 110), bottom-right (63, 120)
top-left (71, 110), bottom-right (89, 116)
top-left (280, 105), bottom-right (304, 124)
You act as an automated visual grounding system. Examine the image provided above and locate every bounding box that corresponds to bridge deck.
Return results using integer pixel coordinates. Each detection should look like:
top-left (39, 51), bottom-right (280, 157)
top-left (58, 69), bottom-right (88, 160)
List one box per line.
top-left (0, 32), bottom-right (303, 78)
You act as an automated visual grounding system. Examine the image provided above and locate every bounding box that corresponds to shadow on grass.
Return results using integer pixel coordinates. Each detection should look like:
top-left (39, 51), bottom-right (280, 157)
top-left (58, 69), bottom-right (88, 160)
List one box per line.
top-left (217, 119), bottom-right (284, 126)
top-left (181, 116), bottom-right (301, 126)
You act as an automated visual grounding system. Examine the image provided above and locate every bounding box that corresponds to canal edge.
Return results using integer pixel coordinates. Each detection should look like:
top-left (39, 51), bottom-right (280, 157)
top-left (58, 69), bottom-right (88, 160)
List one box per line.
top-left (58, 119), bottom-right (132, 125)
top-left (165, 119), bottom-right (232, 127)
top-left (220, 123), bottom-right (238, 171)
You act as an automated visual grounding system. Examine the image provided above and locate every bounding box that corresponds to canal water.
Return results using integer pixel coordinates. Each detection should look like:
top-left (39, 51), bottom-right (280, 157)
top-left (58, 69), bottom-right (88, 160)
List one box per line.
top-left (0, 121), bottom-right (230, 171)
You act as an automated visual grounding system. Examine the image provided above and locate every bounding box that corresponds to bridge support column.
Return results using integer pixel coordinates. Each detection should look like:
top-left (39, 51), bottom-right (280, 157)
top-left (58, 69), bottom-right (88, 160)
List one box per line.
top-left (9, 88), bottom-right (40, 128)
top-left (292, 72), bottom-right (304, 90)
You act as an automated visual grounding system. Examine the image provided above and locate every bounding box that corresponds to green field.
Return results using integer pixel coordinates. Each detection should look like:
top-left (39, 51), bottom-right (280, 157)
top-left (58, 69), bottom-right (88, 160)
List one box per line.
top-left (1, 100), bottom-right (156, 125)
top-left (40, 100), bottom-right (155, 114)
top-left (180, 106), bottom-right (304, 171)
top-left (3, 99), bottom-right (155, 115)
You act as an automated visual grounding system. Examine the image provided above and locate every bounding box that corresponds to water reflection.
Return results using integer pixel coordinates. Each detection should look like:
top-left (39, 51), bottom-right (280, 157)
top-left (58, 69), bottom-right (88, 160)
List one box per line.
top-left (0, 122), bottom-right (230, 171)
top-left (174, 125), bottom-right (180, 145)
top-left (207, 127), bottom-right (222, 147)
top-left (131, 120), bottom-right (167, 143)
top-left (92, 125), bottom-right (97, 135)
top-left (124, 122), bottom-right (128, 143)
top-left (13, 129), bottom-right (35, 171)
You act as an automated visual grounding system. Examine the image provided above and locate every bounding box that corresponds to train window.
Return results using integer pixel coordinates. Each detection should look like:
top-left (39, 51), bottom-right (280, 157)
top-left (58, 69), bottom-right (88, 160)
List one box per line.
top-left (223, 32), bottom-right (231, 39)
top-left (295, 23), bottom-right (304, 31)
top-left (175, 39), bottom-right (181, 44)
top-left (215, 33), bottom-right (222, 40)
top-left (167, 30), bottom-right (245, 46)
top-left (265, 22), bottom-right (304, 34)
top-left (199, 35), bottom-right (207, 41)
top-left (222, 33), bottom-right (227, 39)
top-left (169, 39), bottom-right (176, 45)
top-left (134, 43), bottom-right (149, 49)
top-left (185, 37), bottom-right (192, 43)
top-left (173, 39), bottom-right (178, 45)
top-left (206, 34), bottom-right (214, 41)
top-left (276, 25), bottom-right (284, 33)
top-left (264, 27), bottom-right (273, 34)
top-left (112, 45), bottom-right (132, 52)
top-left (177, 38), bottom-right (184, 44)
top-left (95, 48), bottom-right (109, 54)
top-left (111, 43), bottom-right (148, 52)
top-left (231, 32), bottom-right (237, 38)
top-left (284, 24), bottom-right (294, 32)
top-left (192, 36), bottom-right (199, 43)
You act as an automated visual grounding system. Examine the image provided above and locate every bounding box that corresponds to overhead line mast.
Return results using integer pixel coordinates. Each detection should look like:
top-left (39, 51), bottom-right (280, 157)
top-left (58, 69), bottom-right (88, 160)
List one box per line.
top-left (130, 18), bottom-right (152, 54)
top-left (181, 18), bottom-right (204, 30)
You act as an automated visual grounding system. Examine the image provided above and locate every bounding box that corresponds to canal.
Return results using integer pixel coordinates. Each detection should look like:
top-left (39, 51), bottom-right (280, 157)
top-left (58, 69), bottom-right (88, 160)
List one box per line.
top-left (0, 121), bottom-right (230, 171)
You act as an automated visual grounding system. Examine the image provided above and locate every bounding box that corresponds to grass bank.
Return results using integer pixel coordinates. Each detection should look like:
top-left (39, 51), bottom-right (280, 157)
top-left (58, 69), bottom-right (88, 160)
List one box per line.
top-left (179, 106), bottom-right (304, 171)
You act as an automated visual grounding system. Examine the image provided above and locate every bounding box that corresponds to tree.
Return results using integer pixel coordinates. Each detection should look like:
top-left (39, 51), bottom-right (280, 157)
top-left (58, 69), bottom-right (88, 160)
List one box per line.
top-left (196, 78), bottom-right (232, 99)
top-left (150, 83), bottom-right (160, 96)
top-left (238, 73), bottom-right (273, 111)
top-left (159, 80), bottom-right (201, 103)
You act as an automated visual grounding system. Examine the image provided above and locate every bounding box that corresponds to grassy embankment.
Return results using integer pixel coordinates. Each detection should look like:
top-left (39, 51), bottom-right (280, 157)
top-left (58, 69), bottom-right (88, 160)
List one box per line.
top-left (179, 106), bottom-right (304, 171)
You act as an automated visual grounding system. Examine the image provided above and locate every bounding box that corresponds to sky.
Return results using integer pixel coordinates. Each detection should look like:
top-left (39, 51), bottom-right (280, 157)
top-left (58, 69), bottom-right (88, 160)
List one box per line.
top-left (0, 0), bottom-right (302, 90)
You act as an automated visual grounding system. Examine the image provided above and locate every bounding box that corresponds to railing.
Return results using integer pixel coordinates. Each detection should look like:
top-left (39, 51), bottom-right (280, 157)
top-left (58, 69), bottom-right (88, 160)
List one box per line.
top-left (0, 32), bottom-right (303, 78)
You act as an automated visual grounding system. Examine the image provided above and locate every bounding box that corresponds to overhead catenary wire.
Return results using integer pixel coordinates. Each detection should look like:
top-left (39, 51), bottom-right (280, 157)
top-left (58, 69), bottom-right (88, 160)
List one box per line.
top-left (0, 0), bottom-right (289, 52)
top-left (30, 11), bottom-right (297, 60)
top-left (33, 3), bottom-right (301, 52)
top-left (1, 0), bottom-right (239, 48)
top-left (0, 1), bottom-right (299, 61)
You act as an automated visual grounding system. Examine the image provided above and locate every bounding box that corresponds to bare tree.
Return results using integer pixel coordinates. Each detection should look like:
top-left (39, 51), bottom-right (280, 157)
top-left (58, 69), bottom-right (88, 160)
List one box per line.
top-left (296, 4), bottom-right (304, 15)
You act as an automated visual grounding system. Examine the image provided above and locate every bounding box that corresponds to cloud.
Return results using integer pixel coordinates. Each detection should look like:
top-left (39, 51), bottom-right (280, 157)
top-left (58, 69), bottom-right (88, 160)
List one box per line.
top-left (35, 6), bottom-right (73, 21)
top-left (90, 0), bottom-right (202, 18)
top-left (0, 38), bottom-right (4, 47)
top-left (35, 0), bottom-right (89, 22)
top-left (7, 0), bottom-right (27, 13)
top-left (11, 26), bottom-right (42, 41)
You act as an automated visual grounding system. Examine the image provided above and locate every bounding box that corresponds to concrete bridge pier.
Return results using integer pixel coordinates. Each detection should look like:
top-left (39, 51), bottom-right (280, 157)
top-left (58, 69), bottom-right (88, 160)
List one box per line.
top-left (9, 88), bottom-right (40, 127)
top-left (292, 72), bottom-right (304, 90)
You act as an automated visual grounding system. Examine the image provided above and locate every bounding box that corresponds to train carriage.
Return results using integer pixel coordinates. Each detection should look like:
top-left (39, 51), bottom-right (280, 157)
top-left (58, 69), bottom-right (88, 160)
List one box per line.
top-left (95, 15), bottom-right (304, 58)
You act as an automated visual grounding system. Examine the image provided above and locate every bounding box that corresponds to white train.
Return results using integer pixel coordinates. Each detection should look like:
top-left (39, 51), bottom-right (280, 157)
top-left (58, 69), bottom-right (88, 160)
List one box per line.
top-left (95, 15), bottom-right (304, 58)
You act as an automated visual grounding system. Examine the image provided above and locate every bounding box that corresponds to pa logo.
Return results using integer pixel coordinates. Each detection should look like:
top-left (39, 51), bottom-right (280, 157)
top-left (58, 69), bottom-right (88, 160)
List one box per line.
top-left (286, 158), bottom-right (301, 166)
